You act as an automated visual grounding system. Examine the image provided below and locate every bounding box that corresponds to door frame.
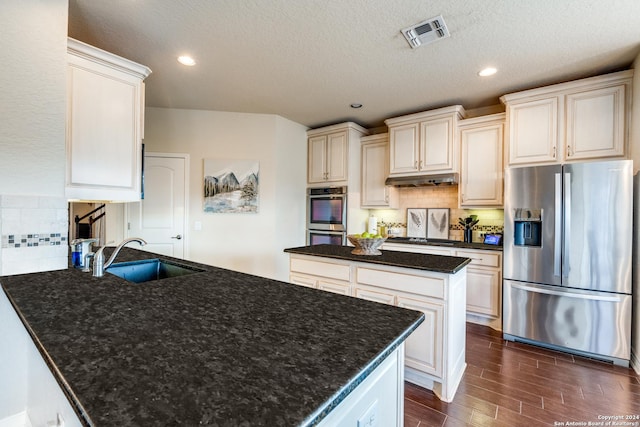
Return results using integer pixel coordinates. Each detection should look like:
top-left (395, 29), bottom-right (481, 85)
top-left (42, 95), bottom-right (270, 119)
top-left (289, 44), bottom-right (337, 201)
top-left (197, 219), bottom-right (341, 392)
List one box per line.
top-left (124, 152), bottom-right (190, 259)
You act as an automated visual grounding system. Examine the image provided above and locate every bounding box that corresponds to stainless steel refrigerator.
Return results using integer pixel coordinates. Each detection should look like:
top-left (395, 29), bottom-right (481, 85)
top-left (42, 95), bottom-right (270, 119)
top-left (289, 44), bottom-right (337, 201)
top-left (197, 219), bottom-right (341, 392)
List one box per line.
top-left (503, 159), bottom-right (633, 366)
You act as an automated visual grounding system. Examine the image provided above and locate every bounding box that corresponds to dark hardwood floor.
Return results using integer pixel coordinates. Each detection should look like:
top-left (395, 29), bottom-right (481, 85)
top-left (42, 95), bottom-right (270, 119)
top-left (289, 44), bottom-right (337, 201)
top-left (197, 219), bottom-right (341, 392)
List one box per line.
top-left (405, 323), bottom-right (640, 426)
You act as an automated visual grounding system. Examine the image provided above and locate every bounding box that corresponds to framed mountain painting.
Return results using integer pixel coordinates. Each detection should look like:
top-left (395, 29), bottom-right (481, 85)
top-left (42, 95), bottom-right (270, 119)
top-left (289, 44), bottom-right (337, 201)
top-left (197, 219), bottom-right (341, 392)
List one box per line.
top-left (203, 159), bottom-right (259, 213)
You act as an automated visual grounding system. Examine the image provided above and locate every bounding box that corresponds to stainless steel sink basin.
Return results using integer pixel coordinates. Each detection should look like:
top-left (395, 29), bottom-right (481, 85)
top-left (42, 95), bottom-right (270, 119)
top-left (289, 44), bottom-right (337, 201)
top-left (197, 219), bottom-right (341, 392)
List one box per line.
top-left (105, 259), bottom-right (205, 283)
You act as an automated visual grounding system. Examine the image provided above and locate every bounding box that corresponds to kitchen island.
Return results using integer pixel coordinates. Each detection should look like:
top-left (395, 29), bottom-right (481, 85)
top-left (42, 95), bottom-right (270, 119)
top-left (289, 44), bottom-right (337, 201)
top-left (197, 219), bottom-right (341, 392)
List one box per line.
top-left (285, 244), bottom-right (471, 402)
top-left (0, 248), bottom-right (423, 426)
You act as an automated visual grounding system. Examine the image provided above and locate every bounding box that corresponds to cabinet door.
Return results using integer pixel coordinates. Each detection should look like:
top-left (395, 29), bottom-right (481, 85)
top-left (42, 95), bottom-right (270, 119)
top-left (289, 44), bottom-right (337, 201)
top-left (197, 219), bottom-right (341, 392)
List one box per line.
top-left (389, 123), bottom-right (420, 174)
top-left (308, 135), bottom-right (328, 183)
top-left (397, 295), bottom-right (443, 378)
top-left (460, 122), bottom-right (503, 207)
top-left (507, 97), bottom-right (559, 165)
top-left (465, 266), bottom-right (501, 317)
top-left (326, 131), bottom-right (348, 182)
top-left (421, 117), bottom-right (455, 172)
top-left (361, 140), bottom-right (393, 207)
top-left (67, 58), bottom-right (143, 201)
top-left (565, 85), bottom-right (626, 160)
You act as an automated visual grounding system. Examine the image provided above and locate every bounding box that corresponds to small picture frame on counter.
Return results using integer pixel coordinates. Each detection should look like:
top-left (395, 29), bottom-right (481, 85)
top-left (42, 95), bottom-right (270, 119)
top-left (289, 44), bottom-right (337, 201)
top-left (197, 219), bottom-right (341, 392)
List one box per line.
top-left (406, 208), bottom-right (427, 238)
top-left (427, 208), bottom-right (449, 239)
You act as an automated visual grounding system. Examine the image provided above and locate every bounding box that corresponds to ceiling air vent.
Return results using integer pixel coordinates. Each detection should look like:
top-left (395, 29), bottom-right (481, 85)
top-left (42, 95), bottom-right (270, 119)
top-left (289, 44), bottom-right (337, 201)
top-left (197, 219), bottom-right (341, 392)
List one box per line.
top-left (401, 15), bottom-right (450, 49)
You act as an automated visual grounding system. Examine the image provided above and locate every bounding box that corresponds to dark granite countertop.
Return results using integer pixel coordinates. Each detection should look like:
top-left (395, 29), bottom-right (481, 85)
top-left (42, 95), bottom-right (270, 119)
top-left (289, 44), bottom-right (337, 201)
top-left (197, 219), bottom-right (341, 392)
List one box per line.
top-left (383, 237), bottom-right (503, 252)
top-left (284, 244), bottom-right (471, 274)
top-left (1, 248), bottom-right (423, 426)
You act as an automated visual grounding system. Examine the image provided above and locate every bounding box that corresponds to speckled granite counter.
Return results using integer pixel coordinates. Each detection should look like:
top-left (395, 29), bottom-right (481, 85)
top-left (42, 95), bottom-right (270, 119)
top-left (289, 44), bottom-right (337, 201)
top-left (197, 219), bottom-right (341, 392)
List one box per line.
top-left (284, 244), bottom-right (471, 273)
top-left (1, 248), bottom-right (424, 426)
top-left (384, 237), bottom-right (503, 252)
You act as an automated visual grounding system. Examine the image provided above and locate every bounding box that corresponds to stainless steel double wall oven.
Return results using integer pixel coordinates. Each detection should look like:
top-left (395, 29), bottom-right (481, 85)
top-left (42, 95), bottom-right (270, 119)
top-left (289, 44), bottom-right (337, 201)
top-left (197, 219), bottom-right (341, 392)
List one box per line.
top-left (306, 186), bottom-right (347, 245)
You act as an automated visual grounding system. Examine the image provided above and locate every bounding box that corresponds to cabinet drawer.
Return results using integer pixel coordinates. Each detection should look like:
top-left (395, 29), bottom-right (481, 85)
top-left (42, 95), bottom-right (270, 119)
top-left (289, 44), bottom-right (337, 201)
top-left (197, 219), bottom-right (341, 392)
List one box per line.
top-left (356, 267), bottom-right (444, 300)
top-left (354, 287), bottom-right (396, 305)
top-left (318, 279), bottom-right (351, 296)
top-left (290, 273), bottom-right (317, 288)
top-left (454, 249), bottom-right (501, 268)
top-left (290, 257), bottom-right (350, 281)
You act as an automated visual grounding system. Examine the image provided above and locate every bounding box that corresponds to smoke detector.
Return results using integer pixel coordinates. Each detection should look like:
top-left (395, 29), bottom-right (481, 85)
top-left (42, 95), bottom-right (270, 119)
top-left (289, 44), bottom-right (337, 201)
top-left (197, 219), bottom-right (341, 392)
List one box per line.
top-left (401, 15), bottom-right (450, 49)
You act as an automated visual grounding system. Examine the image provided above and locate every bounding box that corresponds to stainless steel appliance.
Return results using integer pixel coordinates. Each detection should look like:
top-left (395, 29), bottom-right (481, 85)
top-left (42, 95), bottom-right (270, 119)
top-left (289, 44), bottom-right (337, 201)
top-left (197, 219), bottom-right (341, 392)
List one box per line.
top-left (306, 186), bottom-right (347, 245)
top-left (503, 160), bottom-right (633, 366)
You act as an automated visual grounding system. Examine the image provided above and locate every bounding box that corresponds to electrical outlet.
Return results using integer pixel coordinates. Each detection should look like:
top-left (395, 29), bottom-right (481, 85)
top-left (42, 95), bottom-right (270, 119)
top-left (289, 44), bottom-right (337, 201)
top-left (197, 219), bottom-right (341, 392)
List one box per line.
top-left (357, 400), bottom-right (378, 427)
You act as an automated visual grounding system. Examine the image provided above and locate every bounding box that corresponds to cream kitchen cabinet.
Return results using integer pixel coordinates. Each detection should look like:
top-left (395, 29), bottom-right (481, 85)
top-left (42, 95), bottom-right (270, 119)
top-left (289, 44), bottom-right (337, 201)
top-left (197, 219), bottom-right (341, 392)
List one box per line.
top-left (459, 114), bottom-right (504, 207)
top-left (289, 252), bottom-right (467, 402)
top-left (385, 105), bottom-right (466, 176)
top-left (454, 249), bottom-right (502, 329)
top-left (307, 122), bottom-right (368, 185)
top-left (360, 133), bottom-right (398, 208)
top-left (382, 242), bottom-right (503, 330)
top-left (501, 70), bottom-right (633, 167)
top-left (66, 38), bottom-right (151, 201)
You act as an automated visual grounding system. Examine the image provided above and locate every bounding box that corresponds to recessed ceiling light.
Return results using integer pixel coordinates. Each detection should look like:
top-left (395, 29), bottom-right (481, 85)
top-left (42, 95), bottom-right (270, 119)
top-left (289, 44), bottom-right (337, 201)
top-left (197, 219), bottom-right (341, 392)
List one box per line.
top-left (178, 55), bottom-right (196, 66)
top-left (478, 67), bottom-right (497, 77)
top-left (350, 103), bottom-right (363, 109)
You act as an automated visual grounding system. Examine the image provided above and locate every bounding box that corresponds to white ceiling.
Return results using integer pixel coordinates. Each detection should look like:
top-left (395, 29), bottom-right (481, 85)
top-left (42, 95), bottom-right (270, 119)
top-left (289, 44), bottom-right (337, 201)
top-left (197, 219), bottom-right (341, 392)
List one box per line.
top-left (68, 0), bottom-right (640, 129)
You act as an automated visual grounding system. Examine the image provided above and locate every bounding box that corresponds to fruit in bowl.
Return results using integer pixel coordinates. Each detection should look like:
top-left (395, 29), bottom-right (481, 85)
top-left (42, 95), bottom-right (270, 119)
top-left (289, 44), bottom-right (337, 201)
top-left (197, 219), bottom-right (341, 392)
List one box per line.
top-left (347, 233), bottom-right (387, 255)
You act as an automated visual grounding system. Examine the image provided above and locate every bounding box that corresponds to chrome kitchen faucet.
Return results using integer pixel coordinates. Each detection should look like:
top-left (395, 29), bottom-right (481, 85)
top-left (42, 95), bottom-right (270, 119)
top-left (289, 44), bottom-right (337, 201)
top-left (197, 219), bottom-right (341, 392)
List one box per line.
top-left (92, 237), bottom-right (147, 277)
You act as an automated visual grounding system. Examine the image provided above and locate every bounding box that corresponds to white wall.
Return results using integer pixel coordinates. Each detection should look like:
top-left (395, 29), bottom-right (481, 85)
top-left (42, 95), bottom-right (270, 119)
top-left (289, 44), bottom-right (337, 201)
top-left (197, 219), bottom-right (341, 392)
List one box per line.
top-left (143, 108), bottom-right (307, 281)
top-left (0, 1), bottom-right (67, 196)
top-left (630, 53), bottom-right (640, 375)
top-left (0, 0), bottom-right (69, 276)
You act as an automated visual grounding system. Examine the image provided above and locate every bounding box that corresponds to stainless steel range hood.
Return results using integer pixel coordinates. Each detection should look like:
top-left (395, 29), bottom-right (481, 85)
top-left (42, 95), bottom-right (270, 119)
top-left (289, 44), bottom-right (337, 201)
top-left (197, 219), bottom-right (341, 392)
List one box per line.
top-left (385, 173), bottom-right (458, 187)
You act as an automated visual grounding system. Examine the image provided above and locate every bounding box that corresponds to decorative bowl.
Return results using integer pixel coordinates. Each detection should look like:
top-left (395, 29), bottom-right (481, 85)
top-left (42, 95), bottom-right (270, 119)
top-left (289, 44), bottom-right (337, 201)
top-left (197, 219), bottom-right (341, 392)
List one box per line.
top-left (347, 235), bottom-right (387, 255)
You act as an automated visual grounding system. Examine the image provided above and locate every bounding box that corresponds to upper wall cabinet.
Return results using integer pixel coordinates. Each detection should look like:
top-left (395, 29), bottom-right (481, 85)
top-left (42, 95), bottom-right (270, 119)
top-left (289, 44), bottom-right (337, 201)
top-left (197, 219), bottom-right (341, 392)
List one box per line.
top-left (500, 70), bottom-right (633, 167)
top-left (360, 133), bottom-right (398, 209)
top-left (459, 113), bottom-right (505, 208)
top-left (385, 106), bottom-right (466, 176)
top-left (66, 38), bottom-right (151, 201)
top-left (307, 122), bottom-right (368, 185)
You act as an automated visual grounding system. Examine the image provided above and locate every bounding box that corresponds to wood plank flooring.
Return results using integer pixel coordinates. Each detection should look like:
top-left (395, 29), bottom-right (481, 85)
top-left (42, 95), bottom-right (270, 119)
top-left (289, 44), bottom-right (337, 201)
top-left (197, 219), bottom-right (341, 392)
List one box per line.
top-left (405, 322), bottom-right (640, 426)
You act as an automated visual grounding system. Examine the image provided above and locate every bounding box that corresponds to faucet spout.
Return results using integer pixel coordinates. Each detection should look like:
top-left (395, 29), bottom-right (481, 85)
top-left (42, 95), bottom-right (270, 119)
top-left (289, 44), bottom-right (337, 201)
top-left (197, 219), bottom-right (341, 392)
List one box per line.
top-left (93, 237), bottom-right (147, 277)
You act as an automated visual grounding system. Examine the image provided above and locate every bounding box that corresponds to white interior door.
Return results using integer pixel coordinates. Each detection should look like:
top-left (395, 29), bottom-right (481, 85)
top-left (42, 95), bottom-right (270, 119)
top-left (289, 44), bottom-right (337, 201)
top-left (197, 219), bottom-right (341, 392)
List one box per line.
top-left (126, 153), bottom-right (188, 258)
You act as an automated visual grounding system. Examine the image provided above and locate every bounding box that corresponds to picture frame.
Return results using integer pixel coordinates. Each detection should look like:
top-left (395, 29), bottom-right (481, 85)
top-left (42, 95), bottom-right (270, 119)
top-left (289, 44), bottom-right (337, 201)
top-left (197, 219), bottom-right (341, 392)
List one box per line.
top-left (406, 208), bottom-right (427, 238)
top-left (427, 208), bottom-right (450, 239)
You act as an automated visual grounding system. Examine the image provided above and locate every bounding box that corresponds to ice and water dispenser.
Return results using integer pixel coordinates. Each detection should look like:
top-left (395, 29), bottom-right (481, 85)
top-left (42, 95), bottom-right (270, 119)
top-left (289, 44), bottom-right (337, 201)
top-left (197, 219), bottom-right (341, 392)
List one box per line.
top-left (512, 208), bottom-right (542, 247)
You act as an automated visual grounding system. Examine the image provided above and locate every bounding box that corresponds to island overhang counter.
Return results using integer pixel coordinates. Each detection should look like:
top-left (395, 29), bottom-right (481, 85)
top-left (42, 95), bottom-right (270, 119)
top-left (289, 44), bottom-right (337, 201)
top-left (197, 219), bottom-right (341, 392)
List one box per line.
top-left (0, 247), bottom-right (424, 426)
top-left (284, 244), bottom-right (471, 403)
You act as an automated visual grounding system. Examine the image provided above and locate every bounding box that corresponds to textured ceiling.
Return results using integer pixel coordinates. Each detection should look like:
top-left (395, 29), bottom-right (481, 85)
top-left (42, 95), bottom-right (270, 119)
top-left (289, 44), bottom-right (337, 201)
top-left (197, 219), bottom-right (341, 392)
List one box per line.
top-left (68, 0), bottom-right (640, 129)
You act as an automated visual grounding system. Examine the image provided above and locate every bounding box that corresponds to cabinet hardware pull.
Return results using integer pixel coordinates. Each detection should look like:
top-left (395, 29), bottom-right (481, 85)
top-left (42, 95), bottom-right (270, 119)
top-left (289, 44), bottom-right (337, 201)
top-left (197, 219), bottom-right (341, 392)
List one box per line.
top-left (553, 146), bottom-right (556, 158)
top-left (567, 145), bottom-right (572, 157)
top-left (171, 235), bottom-right (182, 240)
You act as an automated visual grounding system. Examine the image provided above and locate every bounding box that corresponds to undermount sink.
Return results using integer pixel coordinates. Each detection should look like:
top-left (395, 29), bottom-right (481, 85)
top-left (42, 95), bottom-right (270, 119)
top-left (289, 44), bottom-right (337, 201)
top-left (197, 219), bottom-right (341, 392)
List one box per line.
top-left (105, 258), bottom-right (205, 283)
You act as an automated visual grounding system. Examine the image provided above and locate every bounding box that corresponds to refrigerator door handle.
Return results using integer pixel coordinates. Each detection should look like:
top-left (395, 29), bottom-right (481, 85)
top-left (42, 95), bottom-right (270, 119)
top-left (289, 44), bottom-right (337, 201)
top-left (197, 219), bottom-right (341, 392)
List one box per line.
top-left (554, 173), bottom-right (562, 277)
top-left (563, 172), bottom-right (571, 278)
top-left (510, 282), bottom-right (622, 302)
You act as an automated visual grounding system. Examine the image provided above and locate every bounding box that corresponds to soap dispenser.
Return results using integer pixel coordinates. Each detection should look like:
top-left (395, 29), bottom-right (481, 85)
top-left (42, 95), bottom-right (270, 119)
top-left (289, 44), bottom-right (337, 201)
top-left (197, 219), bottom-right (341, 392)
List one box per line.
top-left (71, 238), bottom-right (99, 271)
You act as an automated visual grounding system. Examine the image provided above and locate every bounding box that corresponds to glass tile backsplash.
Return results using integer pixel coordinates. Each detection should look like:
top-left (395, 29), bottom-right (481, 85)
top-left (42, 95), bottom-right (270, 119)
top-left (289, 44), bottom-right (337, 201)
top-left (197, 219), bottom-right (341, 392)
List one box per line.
top-left (0, 195), bottom-right (68, 276)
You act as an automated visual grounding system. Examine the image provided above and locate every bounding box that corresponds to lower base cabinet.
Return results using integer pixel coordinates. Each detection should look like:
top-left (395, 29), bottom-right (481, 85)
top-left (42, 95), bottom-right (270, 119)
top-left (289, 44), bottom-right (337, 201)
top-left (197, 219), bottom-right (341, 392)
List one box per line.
top-left (315, 345), bottom-right (404, 426)
top-left (289, 253), bottom-right (467, 402)
top-left (0, 289), bottom-right (83, 427)
top-left (383, 243), bottom-right (503, 330)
